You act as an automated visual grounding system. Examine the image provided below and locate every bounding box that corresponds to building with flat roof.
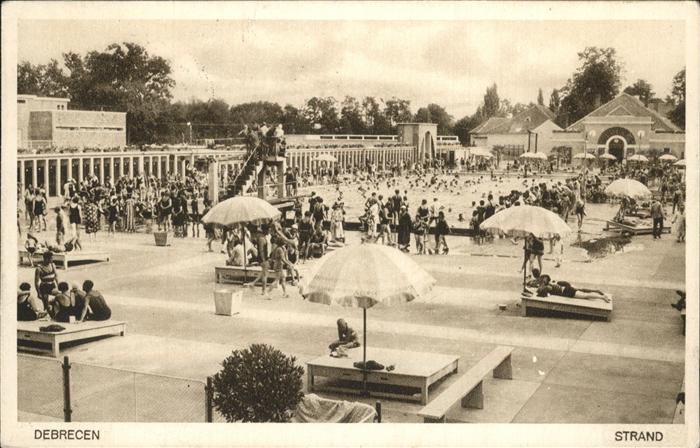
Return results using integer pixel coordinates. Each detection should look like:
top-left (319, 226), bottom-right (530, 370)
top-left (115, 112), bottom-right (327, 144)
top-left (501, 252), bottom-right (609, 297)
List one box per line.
top-left (17, 94), bottom-right (126, 149)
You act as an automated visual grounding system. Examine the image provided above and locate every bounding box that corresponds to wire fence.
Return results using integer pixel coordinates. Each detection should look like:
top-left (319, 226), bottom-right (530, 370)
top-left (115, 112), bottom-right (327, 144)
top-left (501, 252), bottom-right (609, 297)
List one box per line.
top-left (18, 354), bottom-right (211, 422)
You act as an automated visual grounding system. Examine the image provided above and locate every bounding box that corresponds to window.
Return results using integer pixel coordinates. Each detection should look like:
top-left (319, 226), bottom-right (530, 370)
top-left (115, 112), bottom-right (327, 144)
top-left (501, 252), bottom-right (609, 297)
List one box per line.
top-left (17, 99), bottom-right (26, 104)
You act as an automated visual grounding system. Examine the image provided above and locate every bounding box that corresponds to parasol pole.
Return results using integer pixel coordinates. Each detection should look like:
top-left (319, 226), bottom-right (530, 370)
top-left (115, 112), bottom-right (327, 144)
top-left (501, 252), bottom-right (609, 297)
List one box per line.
top-left (241, 223), bottom-right (247, 283)
top-left (523, 241), bottom-right (528, 292)
top-left (362, 307), bottom-right (368, 396)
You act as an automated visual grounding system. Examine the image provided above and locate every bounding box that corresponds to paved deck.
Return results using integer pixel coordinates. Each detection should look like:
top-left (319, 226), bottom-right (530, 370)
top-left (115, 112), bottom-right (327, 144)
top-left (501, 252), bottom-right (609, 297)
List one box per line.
top-left (16, 202), bottom-right (686, 423)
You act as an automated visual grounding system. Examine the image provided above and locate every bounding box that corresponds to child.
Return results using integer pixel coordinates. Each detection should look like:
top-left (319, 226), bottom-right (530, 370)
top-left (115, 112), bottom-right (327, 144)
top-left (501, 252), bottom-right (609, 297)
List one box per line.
top-left (552, 235), bottom-right (564, 268)
top-left (55, 207), bottom-right (66, 246)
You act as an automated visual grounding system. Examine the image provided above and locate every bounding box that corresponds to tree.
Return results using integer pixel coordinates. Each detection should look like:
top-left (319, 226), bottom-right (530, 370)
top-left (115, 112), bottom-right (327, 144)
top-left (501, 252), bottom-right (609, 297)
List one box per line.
top-left (453, 114), bottom-right (482, 144)
top-left (537, 88), bottom-right (544, 106)
top-left (281, 104), bottom-right (311, 134)
top-left (339, 96), bottom-right (365, 134)
top-left (212, 344), bottom-right (304, 423)
top-left (17, 59), bottom-right (68, 97)
top-left (304, 97), bottom-right (339, 133)
top-left (362, 96), bottom-right (391, 134)
top-left (56, 42), bottom-right (176, 144)
top-left (482, 83), bottom-right (500, 119)
top-left (667, 68), bottom-right (685, 129)
top-left (624, 79), bottom-right (655, 106)
top-left (229, 101), bottom-right (284, 129)
top-left (414, 103), bottom-right (453, 135)
top-left (549, 89), bottom-right (561, 115)
top-left (557, 47), bottom-right (624, 126)
top-left (384, 97), bottom-right (412, 130)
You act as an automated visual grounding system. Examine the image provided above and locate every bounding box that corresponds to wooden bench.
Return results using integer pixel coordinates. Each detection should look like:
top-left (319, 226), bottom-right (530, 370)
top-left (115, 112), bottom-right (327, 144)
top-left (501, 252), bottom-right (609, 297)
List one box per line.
top-left (604, 220), bottom-right (670, 235)
top-left (521, 289), bottom-right (612, 321)
top-left (19, 250), bottom-right (110, 270)
top-left (17, 320), bottom-right (127, 357)
top-left (215, 265), bottom-right (298, 284)
top-left (418, 346), bottom-right (513, 423)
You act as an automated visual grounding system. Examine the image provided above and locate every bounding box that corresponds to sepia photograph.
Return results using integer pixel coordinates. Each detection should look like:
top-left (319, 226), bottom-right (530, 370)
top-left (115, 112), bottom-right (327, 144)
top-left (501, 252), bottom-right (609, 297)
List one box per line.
top-left (1, 2), bottom-right (698, 447)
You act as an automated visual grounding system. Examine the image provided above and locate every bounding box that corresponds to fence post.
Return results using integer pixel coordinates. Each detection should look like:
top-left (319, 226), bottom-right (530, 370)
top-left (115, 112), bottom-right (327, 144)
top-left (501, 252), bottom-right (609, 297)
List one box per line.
top-left (375, 401), bottom-right (381, 423)
top-left (205, 376), bottom-right (213, 423)
top-left (62, 356), bottom-right (72, 422)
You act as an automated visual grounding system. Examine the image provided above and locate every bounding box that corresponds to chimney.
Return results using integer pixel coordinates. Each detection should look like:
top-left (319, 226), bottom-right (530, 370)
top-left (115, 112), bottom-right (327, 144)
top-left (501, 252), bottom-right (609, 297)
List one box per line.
top-left (594, 94), bottom-right (601, 109)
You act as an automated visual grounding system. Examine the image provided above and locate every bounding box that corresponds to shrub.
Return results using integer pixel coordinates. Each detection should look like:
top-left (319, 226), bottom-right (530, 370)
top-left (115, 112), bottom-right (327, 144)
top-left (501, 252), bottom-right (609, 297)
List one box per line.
top-left (212, 343), bottom-right (304, 422)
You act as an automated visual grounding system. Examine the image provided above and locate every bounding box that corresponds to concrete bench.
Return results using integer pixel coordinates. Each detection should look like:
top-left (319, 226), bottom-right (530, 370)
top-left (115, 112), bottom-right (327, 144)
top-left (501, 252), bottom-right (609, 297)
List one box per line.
top-left (521, 288), bottom-right (612, 321)
top-left (19, 250), bottom-right (110, 270)
top-left (215, 265), bottom-right (297, 284)
top-left (418, 346), bottom-right (513, 423)
top-left (17, 320), bottom-right (126, 357)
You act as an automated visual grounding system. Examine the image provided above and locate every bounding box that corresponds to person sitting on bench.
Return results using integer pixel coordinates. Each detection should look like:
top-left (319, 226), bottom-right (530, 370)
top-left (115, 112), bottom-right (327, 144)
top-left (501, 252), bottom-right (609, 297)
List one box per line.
top-left (35, 251), bottom-right (58, 312)
top-left (329, 319), bottom-right (361, 353)
top-left (17, 282), bottom-right (45, 321)
top-left (536, 275), bottom-right (611, 303)
top-left (51, 282), bottom-right (74, 323)
top-left (74, 280), bottom-right (112, 321)
top-left (309, 228), bottom-right (328, 258)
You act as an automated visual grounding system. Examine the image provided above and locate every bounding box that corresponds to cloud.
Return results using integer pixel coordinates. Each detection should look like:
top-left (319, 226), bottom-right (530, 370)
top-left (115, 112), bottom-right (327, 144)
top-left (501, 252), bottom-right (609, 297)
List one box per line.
top-left (18, 19), bottom-right (685, 119)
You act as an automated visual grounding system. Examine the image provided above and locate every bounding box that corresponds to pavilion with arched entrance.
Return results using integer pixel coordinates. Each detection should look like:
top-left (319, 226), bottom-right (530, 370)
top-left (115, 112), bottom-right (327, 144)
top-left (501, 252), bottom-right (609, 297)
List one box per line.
top-left (551, 93), bottom-right (685, 161)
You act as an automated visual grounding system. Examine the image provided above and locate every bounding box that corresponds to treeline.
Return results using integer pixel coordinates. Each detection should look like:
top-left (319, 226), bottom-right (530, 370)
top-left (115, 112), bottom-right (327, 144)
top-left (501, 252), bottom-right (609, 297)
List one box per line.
top-left (18, 43), bottom-right (686, 146)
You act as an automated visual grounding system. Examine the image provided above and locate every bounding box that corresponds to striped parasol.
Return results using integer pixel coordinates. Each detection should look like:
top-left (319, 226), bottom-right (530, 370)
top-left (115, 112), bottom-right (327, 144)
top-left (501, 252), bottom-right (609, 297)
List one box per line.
top-left (300, 243), bottom-right (436, 392)
top-left (659, 154), bottom-right (678, 162)
top-left (479, 205), bottom-right (572, 240)
top-left (573, 152), bottom-right (596, 160)
top-left (628, 154), bottom-right (649, 162)
top-left (520, 152), bottom-right (547, 160)
top-left (599, 153), bottom-right (617, 160)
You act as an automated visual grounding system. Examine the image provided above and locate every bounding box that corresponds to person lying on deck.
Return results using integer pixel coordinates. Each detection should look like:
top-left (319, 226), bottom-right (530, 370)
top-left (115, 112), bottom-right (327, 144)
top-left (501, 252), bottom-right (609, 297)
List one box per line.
top-left (44, 236), bottom-right (82, 253)
top-left (535, 276), bottom-right (611, 303)
top-left (329, 318), bottom-right (361, 352)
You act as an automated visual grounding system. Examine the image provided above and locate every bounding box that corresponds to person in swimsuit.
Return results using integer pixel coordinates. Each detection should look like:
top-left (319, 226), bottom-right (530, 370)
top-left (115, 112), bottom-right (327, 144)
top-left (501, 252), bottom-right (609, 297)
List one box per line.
top-left (17, 282), bottom-right (45, 321)
top-left (535, 275), bottom-right (610, 302)
top-left (68, 196), bottom-right (82, 238)
top-left (328, 319), bottom-right (360, 352)
top-left (44, 236), bottom-right (82, 253)
top-left (74, 280), bottom-right (112, 321)
top-left (24, 233), bottom-right (40, 267)
top-left (34, 251), bottom-right (58, 312)
top-left (51, 282), bottom-right (74, 323)
top-left (159, 192), bottom-right (172, 232)
top-left (33, 188), bottom-right (47, 231)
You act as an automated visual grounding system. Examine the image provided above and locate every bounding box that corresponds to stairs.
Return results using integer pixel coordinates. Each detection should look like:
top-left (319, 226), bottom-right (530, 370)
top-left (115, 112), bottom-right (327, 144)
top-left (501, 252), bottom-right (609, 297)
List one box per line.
top-left (229, 157), bottom-right (263, 197)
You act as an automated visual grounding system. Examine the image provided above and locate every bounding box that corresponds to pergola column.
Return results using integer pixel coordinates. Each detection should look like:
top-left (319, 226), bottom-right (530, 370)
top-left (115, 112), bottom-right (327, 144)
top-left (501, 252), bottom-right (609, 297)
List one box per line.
top-left (20, 160), bottom-right (26, 192)
top-left (88, 157), bottom-right (94, 177)
top-left (43, 159), bottom-right (49, 191)
top-left (138, 156), bottom-right (144, 176)
top-left (32, 160), bottom-right (37, 189)
top-left (109, 157), bottom-right (115, 181)
top-left (78, 157), bottom-right (84, 183)
top-left (99, 158), bottom-right (105, 183)
top-left (156, 155), bottom-right (162, 178)
top-left (118, 156), bottom-right (124, 178)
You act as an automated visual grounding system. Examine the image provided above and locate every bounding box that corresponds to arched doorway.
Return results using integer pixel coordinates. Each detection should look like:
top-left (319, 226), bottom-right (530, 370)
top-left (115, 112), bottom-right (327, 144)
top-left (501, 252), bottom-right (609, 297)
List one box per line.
top-left (608, 137), bottom-right (625, 161)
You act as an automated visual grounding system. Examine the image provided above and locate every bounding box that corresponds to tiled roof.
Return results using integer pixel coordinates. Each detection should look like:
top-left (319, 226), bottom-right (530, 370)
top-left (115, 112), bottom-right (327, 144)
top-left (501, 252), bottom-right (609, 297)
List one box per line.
top-left (470, 105), bottom-right (559, 135)
top-left (470, 117), bottom-right (509, 134)
top-left (567, 93), bottom-right (681, 132)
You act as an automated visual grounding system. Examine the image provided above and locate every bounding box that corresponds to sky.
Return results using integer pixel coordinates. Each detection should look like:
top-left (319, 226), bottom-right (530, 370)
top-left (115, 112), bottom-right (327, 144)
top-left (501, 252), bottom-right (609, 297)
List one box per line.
top-left (18, 19), bottom-right (685, 119)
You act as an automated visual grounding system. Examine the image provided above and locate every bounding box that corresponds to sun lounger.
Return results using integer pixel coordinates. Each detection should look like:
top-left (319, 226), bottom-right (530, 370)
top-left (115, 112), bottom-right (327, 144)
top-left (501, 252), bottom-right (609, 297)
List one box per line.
top-left (521, 288), bottom-right (612, 321)
top-left (604, 220), bottom-right (670, 235)
top-left (418, 346), bottom-right (513, 423)
top-left (215, 265), bottom-right (298, 284)
top-left (19, 250), bottom-right (110, 269)
top-left (17, 319), bottom-right (127, 357)
top-left (307, 347), bottom-right (459, 405)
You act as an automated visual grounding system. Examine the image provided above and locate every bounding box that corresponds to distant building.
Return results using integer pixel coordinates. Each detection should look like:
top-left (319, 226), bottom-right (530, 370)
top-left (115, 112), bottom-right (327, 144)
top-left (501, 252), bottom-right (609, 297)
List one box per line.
top-left (552, 93), bottom-right (685, 160)
top-left (17, 94), bottom-right (126, 149)
top-left (469, 105), bottom-right (563, 159)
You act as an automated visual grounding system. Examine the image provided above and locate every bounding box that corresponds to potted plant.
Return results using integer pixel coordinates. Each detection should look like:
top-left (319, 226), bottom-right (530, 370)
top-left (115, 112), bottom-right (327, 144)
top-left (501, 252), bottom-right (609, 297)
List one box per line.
top-left (212, 344), bottom-right (304, 422)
